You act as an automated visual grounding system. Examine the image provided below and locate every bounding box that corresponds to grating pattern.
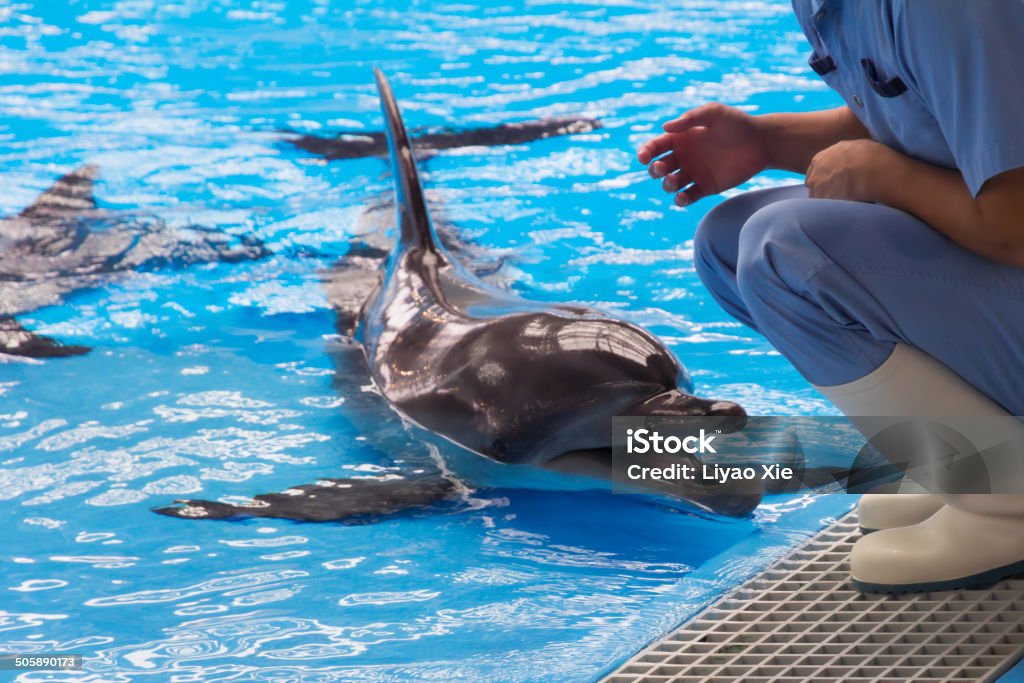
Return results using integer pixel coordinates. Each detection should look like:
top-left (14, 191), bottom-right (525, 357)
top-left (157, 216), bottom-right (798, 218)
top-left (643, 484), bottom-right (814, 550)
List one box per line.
top-left (604, 513), bottom-right (1024, 683)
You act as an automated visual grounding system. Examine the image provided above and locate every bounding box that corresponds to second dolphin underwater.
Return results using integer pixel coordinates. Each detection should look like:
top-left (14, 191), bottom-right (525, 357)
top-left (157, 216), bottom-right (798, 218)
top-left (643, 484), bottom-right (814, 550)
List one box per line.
top-left (155, 70), bottom-right (780, 523)
top-left (0, 165), bottom-right (270, 358)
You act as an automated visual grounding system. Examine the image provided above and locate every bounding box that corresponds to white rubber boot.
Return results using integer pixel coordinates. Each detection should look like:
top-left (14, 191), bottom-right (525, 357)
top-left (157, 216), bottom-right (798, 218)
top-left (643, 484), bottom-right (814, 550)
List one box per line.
top-left (857, 492), bottom-right (943, 534)
top-left (850, 497), bottom-right (1024, 593)
top-left (815, 344), bottom-right (1024, 593)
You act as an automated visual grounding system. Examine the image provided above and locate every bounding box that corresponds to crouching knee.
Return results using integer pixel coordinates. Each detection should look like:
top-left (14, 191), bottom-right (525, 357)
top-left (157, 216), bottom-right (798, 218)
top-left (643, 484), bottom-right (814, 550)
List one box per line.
top-left (693, 208), bottom-right (736, 290)
top-left (735, 198), bottom-right (833, 301)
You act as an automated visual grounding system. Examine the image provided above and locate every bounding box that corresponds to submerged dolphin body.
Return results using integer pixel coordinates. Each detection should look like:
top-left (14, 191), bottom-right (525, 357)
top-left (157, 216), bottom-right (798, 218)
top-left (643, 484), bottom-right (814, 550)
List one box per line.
top-left (285, 117), bottom-right (602, 161)
top-left (155, 70), bottom-right (765, 523)
top-left (0, 165), bottom-right (268, 358)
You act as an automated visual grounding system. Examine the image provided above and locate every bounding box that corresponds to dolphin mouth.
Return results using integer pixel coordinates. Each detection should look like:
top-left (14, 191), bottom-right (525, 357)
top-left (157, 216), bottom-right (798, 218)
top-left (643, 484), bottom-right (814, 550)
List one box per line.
top-left (546, 389), bottom-right (749, 467)
top-left (624, 389), bottom-right (748, 432)
top-left (540, 391), bottom-right (759, 518)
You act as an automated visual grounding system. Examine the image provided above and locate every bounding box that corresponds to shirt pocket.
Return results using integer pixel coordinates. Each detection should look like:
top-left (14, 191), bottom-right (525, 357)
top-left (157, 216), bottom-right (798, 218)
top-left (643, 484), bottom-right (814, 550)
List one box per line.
top-left (860, 58), bottom-right (908, 98)
top-left (809, 51), bottom-right (837, 77)
top-left (856, 57), bottom-right (948, 166)
top-left (808, 50), bottom-right (845, 95)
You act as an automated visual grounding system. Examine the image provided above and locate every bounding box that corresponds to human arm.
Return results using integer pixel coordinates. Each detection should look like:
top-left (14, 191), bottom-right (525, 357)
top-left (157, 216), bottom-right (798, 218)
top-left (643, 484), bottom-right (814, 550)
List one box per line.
top-left (755, 106), bottom-right (870, 174)
top-left (807, 139), bottom-right (1024, 266)
top-left (882, 163), bottom-right (1024, 267)
top-left (637, 104), bottom-right (869, 206)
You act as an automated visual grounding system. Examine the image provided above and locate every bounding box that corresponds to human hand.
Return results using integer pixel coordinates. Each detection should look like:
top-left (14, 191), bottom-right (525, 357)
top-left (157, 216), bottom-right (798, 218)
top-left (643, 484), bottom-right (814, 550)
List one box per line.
top-left (637, 103), bottom-right (770, 207)
top-left (805, 139), bottom-right (900, 202)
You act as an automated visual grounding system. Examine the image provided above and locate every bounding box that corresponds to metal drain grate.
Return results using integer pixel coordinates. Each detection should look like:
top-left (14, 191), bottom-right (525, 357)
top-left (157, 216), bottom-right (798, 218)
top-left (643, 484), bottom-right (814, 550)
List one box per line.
top-left (604, 513), bottom-right (1024, 682)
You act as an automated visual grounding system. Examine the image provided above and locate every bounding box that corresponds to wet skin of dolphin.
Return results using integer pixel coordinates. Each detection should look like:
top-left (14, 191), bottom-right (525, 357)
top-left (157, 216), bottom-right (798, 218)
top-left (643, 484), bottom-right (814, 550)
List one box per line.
top-left (155, 70), bottom-right (767, 524)
top-left (0, 165), bottom-right (268, 358)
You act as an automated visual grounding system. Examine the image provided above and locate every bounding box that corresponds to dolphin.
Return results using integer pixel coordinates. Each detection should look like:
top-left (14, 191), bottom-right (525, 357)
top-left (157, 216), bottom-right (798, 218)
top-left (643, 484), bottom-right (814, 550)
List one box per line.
top-left (0, 164), bottom-right (268, 358)
top-left (154, 70), bottom-right (765, 523)
top-left (284, 116), bottom-right (601, 161)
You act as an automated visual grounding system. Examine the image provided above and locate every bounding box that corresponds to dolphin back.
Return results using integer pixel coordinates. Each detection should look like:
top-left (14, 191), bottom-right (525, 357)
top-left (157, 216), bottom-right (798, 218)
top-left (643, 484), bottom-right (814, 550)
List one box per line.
top-left (374, 68), bottom-right (438, 253)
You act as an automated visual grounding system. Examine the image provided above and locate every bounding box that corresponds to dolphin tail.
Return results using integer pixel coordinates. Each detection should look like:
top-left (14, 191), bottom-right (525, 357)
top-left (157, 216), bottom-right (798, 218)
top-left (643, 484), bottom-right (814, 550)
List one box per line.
top-left (0, 317), bottom-right (89, 358)
top-left (151, 473), bottom-right (459, 522)
top-left (20, 164), bottom-right (99, 219)
top-left (374, 68), bottom-right (439, 253)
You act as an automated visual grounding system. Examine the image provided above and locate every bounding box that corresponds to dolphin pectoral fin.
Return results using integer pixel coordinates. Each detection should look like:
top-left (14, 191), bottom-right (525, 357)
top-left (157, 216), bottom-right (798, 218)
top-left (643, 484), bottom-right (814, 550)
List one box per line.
top-left (151, 499), bottom-right (246, 520)
top-left (0, 317), bottom-right (89, 359)
top-left (152, 474), bottom-right (460, 523)
top-left (283, 130), bottom-right (388, 160)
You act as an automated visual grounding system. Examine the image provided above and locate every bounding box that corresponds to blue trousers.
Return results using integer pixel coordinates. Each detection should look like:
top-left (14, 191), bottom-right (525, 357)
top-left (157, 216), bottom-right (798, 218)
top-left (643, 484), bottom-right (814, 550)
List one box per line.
top-left (694, 185), bottom-right (1024, 415)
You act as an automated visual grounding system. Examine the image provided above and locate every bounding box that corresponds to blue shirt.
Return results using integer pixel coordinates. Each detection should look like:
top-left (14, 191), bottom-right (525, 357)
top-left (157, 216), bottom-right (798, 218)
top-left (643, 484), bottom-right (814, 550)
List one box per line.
top-left (792, 0), bottom-right (1024, 196)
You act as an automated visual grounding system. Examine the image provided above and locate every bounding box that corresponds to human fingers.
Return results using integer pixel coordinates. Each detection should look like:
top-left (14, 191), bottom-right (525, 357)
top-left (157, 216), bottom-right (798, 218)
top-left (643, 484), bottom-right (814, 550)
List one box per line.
top-left (804, 153), bottom-right (823, 198)
top-left (804, 174), bottom-right (818, 198)
top-left (637, 133), bottom-right (674, 165)
top-left (649, 153), bottom-right (680, 179)
top-left (675, 183), bottom-right (710, 207)
top-left (662, 103), bottom-right (726, 133)
top-left (662, 169), bottom-right (693, 193)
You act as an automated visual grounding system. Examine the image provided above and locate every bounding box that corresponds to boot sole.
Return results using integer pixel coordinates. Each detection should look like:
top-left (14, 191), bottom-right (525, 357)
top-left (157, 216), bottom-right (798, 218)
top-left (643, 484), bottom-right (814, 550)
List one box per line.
top-left (852, 558), bottom-right (1024, 595)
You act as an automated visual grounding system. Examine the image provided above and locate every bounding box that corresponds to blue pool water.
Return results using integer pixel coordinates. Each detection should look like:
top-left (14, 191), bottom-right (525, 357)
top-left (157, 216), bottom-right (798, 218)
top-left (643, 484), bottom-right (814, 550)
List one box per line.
top-left (0, 1), bottom-right (862, 681)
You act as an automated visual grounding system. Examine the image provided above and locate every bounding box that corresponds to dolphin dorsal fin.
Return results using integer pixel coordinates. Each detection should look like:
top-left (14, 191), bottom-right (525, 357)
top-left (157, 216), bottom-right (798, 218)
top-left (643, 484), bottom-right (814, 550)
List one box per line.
top-left (20, 164), bottom-right (99, 219)
top-left (374, 69), bottom-right (438, 253)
